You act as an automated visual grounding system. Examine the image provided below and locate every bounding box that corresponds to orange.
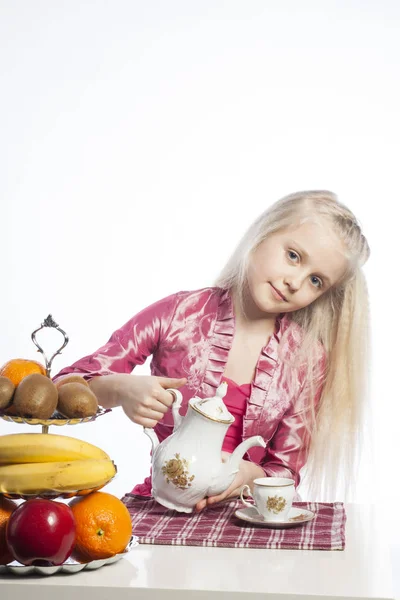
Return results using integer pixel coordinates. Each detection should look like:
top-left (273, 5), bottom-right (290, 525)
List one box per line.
top-left (69, 492), bottom-right (132, 561)
top-left (0, 359), bottom-right (46, 387)
top-left (0, 497), bottom-right (17, 565)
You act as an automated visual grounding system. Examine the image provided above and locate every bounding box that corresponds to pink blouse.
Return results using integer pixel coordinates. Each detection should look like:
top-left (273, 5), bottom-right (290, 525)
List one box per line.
top-left (220, 377), bottom-right (250, 454)
top-left (54, 287), bottom-right (326, 488)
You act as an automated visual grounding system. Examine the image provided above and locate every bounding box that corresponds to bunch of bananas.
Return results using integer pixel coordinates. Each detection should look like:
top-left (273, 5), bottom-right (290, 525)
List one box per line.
top-left (0, 433), bottom-right (116, 494)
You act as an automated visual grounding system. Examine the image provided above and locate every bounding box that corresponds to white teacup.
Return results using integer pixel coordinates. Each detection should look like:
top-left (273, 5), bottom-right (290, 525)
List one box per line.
top-left (240, 477), bottom-right (295, 522)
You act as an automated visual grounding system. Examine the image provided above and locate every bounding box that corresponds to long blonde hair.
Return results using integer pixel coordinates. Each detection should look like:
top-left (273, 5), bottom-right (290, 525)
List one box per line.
top-left (215, 190), bottom-right (370, 501)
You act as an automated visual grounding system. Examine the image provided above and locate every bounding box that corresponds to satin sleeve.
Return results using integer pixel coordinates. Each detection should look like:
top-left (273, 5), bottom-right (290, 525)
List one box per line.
top-left (53, 293), bottom-right (180, 382)
top-left (259, 351), bottom-right (326, 487)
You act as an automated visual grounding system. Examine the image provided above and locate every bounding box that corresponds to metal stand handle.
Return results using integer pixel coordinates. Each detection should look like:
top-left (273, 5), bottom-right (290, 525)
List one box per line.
top-left (31, 315), bottom-right (69, 434)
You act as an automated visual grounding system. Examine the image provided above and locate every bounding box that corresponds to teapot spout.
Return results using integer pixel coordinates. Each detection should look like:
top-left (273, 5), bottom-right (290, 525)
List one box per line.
top-left (226, 435), bottom-right (266, 473)
top-left (206, 435), bottom-right (266, 497)
top-left (143, 427), bottom-right (160, 452)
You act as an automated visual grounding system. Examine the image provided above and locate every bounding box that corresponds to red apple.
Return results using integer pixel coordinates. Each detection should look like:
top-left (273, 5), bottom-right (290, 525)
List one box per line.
top-left (6, 499), bottom-right (76, 566)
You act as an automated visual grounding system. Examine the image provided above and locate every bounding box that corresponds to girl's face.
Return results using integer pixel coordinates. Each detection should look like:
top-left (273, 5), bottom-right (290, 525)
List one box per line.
top-left (246, 221), bottom-right (349, 318)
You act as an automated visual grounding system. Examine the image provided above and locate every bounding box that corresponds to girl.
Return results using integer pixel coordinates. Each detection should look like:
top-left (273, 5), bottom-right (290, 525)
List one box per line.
top-left (54, 190), bottom-right (370, 507)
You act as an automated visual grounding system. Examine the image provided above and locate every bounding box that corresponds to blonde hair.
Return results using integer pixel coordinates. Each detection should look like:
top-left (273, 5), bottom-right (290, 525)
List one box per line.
top-left (215, 190), bottom-right (371, 501)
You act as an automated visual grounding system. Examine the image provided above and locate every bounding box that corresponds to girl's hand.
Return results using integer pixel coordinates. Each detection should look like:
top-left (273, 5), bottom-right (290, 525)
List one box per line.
top-left (90, 374), bottom-right (186, 427)
top-left (194, 452), bottom-right (265, 512)
top-left (120, 375), bottom-right (187, 427)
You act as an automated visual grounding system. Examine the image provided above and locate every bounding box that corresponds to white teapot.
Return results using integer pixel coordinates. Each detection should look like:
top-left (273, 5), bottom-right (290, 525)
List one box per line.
top-left (143, 382), bottom-right (266, 513)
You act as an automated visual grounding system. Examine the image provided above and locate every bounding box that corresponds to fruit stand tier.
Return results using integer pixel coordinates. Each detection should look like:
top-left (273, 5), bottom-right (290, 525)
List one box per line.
top-left (0, 473), bottom-right (117, 501)
top-left (0, 315), bottom-right (107, 433)
top-left (0, 406), bottom-right (111, 433)
top-left (0, 536), bottom-right (138, 575)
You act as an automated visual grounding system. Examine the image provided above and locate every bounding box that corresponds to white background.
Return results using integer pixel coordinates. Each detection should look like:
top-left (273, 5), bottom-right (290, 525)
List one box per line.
top-left (1, 1), bottom-right (399, 513)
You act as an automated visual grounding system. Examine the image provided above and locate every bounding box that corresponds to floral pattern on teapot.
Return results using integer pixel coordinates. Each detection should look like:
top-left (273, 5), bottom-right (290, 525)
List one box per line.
top-left (161, 453), bottom-right (195, 490)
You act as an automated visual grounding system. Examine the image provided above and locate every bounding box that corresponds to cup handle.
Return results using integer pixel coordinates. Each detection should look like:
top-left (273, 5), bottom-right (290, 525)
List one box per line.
top-left (166, 388), bottom-right (183, 431)
top-left (240, 485), bottom-right (254, 508)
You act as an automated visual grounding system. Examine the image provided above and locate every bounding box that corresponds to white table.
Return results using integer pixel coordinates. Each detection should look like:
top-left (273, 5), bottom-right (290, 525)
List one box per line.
top-left (0, 504), bottom-right (397, 600)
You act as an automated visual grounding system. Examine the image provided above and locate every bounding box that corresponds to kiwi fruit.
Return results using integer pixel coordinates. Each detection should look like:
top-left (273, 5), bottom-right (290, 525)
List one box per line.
top-left (13, 373), bottom-right (58, 419)
top-left (0, 376), bottom-right (15, 410)
top-left (55, 375), bottom-right (90, 389)
top-left (57, 382), bottom-right (98, 418)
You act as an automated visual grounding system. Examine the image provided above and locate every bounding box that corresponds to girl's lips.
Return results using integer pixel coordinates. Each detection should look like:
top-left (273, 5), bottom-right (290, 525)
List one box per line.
top-left (269, 283), bottom-right (288, 302)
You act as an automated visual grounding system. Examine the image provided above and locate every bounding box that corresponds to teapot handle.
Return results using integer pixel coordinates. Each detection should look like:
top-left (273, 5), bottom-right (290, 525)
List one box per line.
top-left (166, 388), bottom-right (183, 431)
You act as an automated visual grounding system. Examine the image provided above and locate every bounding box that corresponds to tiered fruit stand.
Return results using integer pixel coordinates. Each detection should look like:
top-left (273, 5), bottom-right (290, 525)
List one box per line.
top-left (0, 315), bottom-right (137, 575)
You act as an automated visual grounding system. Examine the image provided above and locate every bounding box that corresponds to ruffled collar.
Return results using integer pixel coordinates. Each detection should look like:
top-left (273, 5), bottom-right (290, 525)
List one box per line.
top-left (201, 288), bottom-right (290, 409)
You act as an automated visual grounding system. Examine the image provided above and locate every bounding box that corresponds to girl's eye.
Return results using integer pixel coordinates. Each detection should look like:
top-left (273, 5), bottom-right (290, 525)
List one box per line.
top-left (310, 276), bottom-right (323, 288)
top-left (288, 250), bottom-right (299, 262)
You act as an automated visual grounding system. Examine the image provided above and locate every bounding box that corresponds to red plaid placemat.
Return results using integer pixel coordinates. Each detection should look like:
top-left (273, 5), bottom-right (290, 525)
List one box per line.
top-left (122, 494), bottom-right (346, 550)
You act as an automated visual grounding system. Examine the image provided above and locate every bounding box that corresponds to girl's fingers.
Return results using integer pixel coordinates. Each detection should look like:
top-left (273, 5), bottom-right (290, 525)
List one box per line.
top-left (139, 395), bottom-right (170, 414)
top-left (138, 406), bottom-right (166, 421)
top-left (157, 377), bottom-right (187, 389)
top-left (206, 493), bottom-right (225, 505)
top-left (150, 397), bottom-right (171, 414)
top-left (136, 417), bottom-right (160, 428)
top-left (195, 499), bottom-right (207, 512)
top-left (127, 406), bottom-right (165, 426)
top-left (155, 388), bottom-right (177, 408)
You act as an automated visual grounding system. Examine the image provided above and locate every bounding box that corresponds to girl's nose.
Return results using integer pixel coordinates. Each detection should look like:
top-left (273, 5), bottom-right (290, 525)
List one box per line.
top-left (284, 275), bottom-right (301, 292)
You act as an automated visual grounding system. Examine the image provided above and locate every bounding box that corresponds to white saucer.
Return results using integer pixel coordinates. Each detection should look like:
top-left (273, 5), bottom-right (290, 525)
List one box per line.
top-left (234, 506), bottom-right (315, 528)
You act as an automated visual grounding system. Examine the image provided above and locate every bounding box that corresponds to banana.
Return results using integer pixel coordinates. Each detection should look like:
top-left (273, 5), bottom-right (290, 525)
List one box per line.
top-left (0, 458), bottom-right (117, 494)
top-left (0, 433), bottom-right (110, 465)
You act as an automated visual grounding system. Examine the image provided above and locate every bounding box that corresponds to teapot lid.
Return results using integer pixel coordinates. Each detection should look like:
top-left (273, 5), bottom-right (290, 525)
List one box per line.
top-left (189, 382), bottom-right (234, 424)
